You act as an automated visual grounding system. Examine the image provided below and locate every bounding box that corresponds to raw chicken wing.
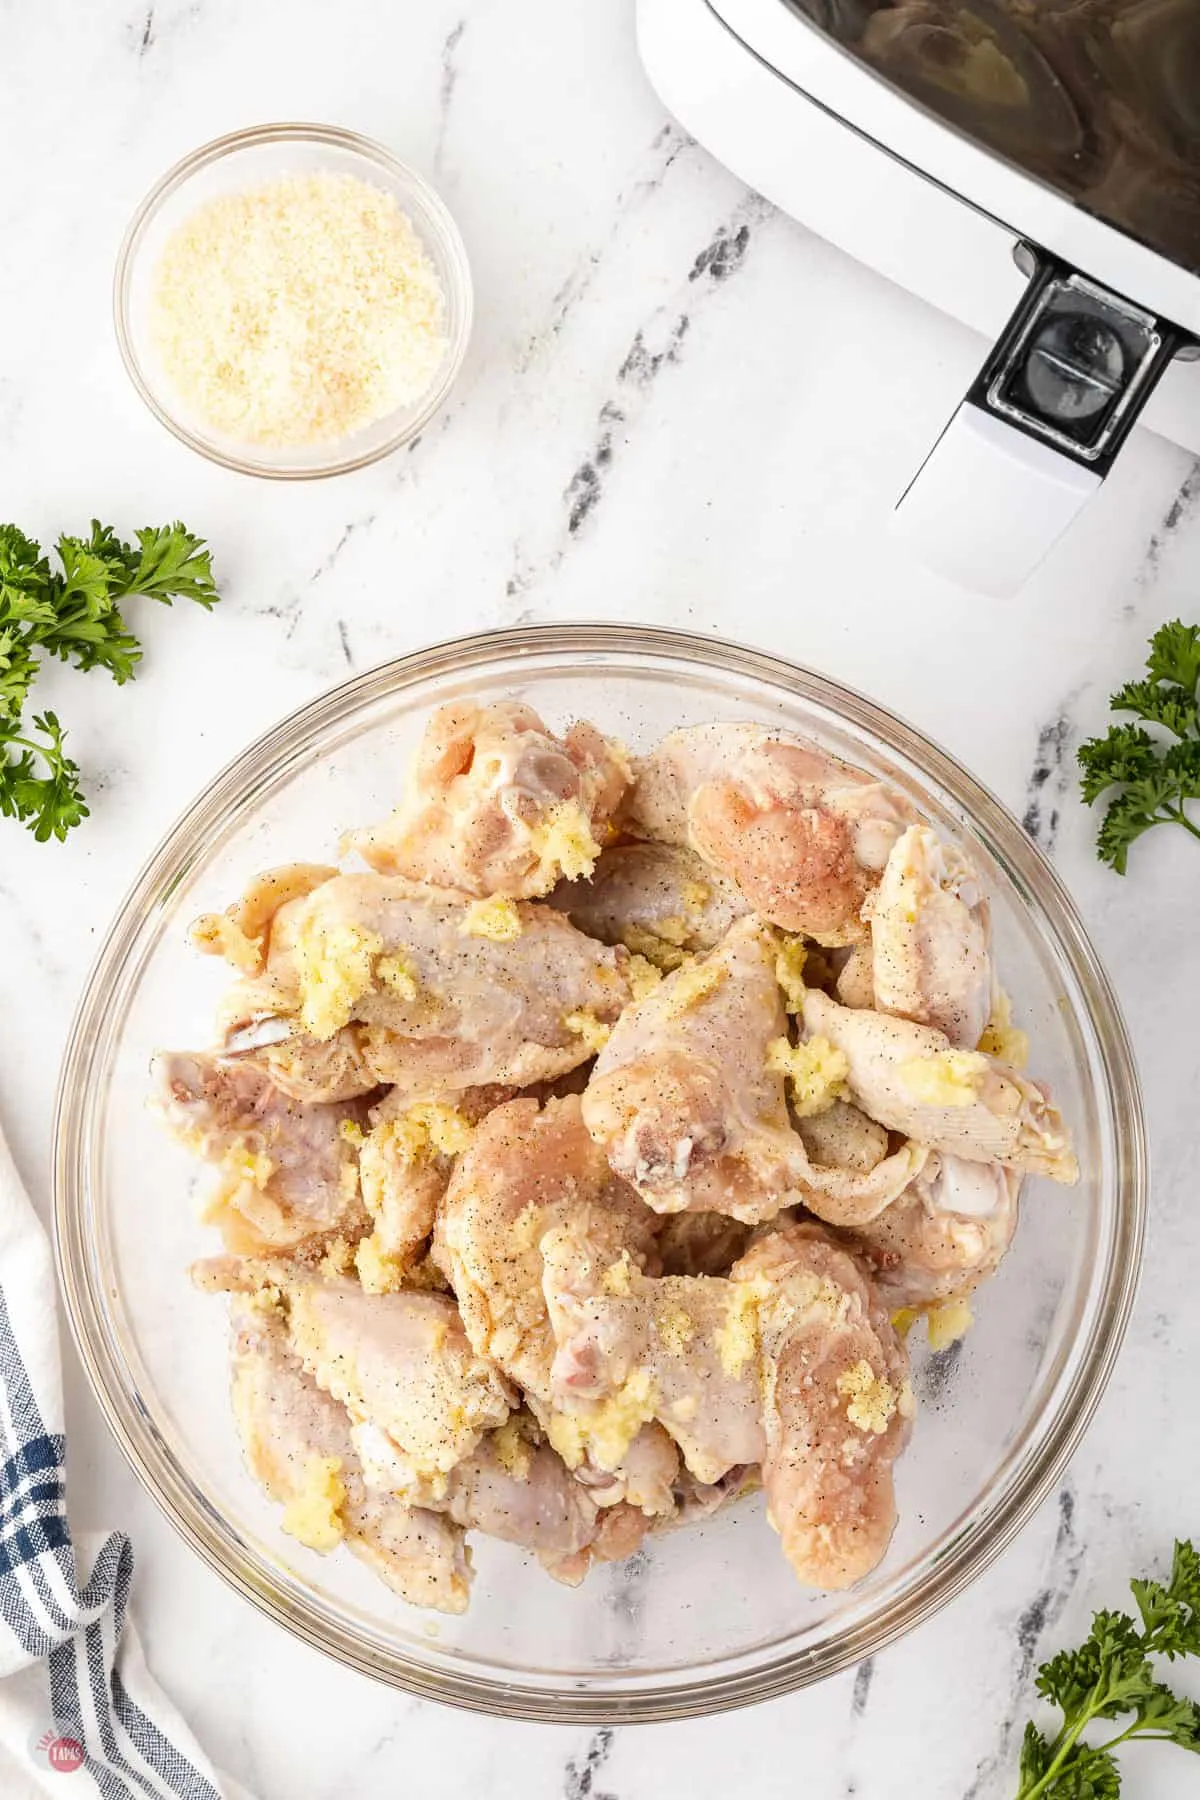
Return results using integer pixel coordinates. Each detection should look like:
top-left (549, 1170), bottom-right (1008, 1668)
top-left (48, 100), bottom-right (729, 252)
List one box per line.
top-left (356, 1413), bottom-right (648, 1585)
top-left (346, 701), bottom-right (630, 897)
top-left (542, 1223), bottom-right (765, 1484)
top-left (802, 990), bottom-right (1078, 1182)
top-left (230, 1297), bottom-right (471, 1612)
top-left (870, 825), bottom-right (991, 1048)
top-left (153, 1051), bottom-right (367, 1255)
top-left (435, 1095), bottom-right (657, 1402)
top-left (839, 1154), bottom-right (1020, 1308)
top-left (219, 873), bottom-right (631, 1102)
top-left (353, 1087), bottom-right (512, 1291)
top-left (435, 1095), bottom-right (675, 1512)
top-left (281, 1277), bottom-right (514, 1482)
top-left (623, 724), bottom-right (910, 941)
top-left (198, 1256), bottom-right (518, 1488)
top-left (191, 863), bottom-right (337, 975)
top-left (583, 918), bottom-right (924, 1226)
top-left (733, 1222), bottom-right (911, 1589)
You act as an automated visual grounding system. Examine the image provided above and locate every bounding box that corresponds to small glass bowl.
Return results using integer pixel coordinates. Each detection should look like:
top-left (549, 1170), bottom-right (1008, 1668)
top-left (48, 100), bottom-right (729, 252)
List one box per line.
top-left (54, 625), bottom-right (1145, 1719)
top-left (113, 123), bottom-right (473, 479)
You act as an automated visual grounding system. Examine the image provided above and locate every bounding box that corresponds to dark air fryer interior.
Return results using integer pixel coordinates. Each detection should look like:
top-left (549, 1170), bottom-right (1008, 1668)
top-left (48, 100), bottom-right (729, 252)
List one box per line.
top-left (785, 0), bottom-right (1200, 274)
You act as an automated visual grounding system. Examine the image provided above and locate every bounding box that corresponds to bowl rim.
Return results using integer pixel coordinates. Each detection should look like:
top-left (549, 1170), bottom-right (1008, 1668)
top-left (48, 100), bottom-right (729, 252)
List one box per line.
top-left (112, 120), bottom-right (474, 480)
top-left (53, 622), bottom-right (1146, 1720)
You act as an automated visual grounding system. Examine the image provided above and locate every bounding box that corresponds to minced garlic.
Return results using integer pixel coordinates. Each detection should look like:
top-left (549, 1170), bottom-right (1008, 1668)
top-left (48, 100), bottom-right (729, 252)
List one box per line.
top-left (767, 1035), bottom-right (850, 1117)
top-left (375, 954), bottom-right (420, 1000)
top-left (281, 1456), bottom-right (347, 1552)
top-left (294, 917), bottom-right (382, 1040)
top-left (627, 954), bottom-right (664, 1002)
top-left (620, 924), bottom-right (690, 972)
top-left (564, 1009), bottom-right (612, 1054)
top-left (319, 1235), bottom-right (356, 1279)
top-left (601, 1254), bottom-right (636, 1298)
top-left (714, 1285), bottom-right (760, 1379)
top-left (836, 1359), bottom-right (898, 1435)
top-left (977, 988), bottom-right (1029, 1069)
top-left (898, 1050), bottom-right (988, 1108)
top-left (656, 1307), bottom-right (695, 1357)
top-left (774, 936), bottom-right (808, 1012)
top-left (360, 1104), bottom-right (472, 1216)
top-left (458, 896), bottom-right (523, 942)
top-left (661, 958), bottom-right (726, 1018)
top-left (150, 172), bottom-right (448, 447)
top-left (354, 1234), bottom-right (407, 1295)
top-left (530, 802), bottom-right (602, 887)
top-left (926, 1295), bottom-right (974, 1351)
top-left (491, 1417), bottom-right (533, 1481)
top-left (545, 1373), bottom-right (659, 1474)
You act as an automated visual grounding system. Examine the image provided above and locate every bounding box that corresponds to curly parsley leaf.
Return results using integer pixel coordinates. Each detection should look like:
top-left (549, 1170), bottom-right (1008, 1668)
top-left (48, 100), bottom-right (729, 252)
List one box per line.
top-left (1077, 620), bottom-right (1200, 871)
top-left (0, 520), bottom-right (220, 841)
top-left (122, 522), bottom-right (219, 608)
top-left (1015, 1539), bottom-right (1200, 1799)
top-left (1147, 619), bottom-right (1200, 694)
top-left (0, 712), bottom-right (88, 843)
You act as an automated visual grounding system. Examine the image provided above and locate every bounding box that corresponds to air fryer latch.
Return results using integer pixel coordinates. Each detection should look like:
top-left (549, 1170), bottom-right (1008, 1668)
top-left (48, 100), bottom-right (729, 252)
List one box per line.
top-left (892, 246), bottom-right (1197, 594)
top-left (969, 247), bottom-right (1187, 475)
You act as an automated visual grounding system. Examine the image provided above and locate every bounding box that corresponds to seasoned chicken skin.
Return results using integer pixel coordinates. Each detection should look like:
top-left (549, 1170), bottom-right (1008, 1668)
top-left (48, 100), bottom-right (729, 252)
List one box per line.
top-left (355, 1414), bottom-right (649, 1586)
top-left (202, 1260), bottom-right (516, 1483)
top-left (583, 918), bottom-right (796, 1222)
top-left (839, 1154), bottom-right (1021, 1308)
top-left (353, 1087), bottom-right (512, 1290)
top-left (435, 1095), bottom-right (675, 1512)
top-left (219, 873), bottom-right (631, 1103)
top-left (623, 724), bottom-right (910, 942)
top-left (153, 1051), bottom-right (367, 1255)
top-left (550, 841), bottom-right (750, 969)
top-left (802, 990), bottom-right (1078, 1182)
top-left (733, 1223), bottom-right (911, 1590)
top-left (583, 918), bottom-right (924, 1226)
top-left (229, 1298), bottom-right (471, 1613)
top-left (543, 1224), bottom-right (764, 1485)
top-left (346, 701), bottom-right (630, 897)
top-left (796, 1099), bottom-right (889, 1176)
top-left (191, 863), bottom-right (338, 976)
top-left (870, 825), bottom-right (991, 1049)
top-left (282, 1278), bottom-right (514, 1482)
top-left (435, 1095), bottom-right (657, 1403)
top-left (544, 1218), bottom-right (911, 1587)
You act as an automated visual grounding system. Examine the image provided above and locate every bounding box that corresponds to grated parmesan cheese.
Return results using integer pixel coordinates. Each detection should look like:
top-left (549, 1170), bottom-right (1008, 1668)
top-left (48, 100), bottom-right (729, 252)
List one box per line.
top-left (150, 172), bottom-right (448, 447)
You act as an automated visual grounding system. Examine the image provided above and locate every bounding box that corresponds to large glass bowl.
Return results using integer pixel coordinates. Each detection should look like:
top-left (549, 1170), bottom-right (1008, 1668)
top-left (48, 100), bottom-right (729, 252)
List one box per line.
top-left (54, 625), bottom-right (1145, 1720)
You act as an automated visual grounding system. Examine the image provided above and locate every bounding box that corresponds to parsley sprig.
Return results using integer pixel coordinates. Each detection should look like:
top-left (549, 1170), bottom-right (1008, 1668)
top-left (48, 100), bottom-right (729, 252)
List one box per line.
top-left (0, 520), bottom-right (219, 841)
top-left (1016, 1539), bottom-right (1200, 1798)
top-left (1077, 620), bottom-right (1200, 873)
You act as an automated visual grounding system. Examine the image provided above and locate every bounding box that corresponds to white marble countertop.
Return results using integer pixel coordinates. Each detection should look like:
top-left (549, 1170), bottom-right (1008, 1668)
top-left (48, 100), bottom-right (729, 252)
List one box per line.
top-left (3, 2), bottom-right (1200, 1795)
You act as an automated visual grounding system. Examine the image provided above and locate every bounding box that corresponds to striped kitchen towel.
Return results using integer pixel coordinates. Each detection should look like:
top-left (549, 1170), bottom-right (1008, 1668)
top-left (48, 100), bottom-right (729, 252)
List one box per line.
top-left (0, 1122), bottom-right (253, 1800)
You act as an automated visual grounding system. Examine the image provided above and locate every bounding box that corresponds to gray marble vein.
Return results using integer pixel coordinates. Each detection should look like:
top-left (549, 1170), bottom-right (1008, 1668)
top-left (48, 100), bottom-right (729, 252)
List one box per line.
top-left (434, 18), bottom-right (467, 175)
top-left (563, 1728), bottom-right (616, 1800)
top-left (962, 1488), bottom-right (1082, 1800)
top-left (1140, 455), bottom-right (1200, 586)
top-left (1022, 705), bottom-right (1077, 854)
top-left (850, 1655), bottom-right (874, 1718)
top-left (515, 123), bottom-right (693, 379)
